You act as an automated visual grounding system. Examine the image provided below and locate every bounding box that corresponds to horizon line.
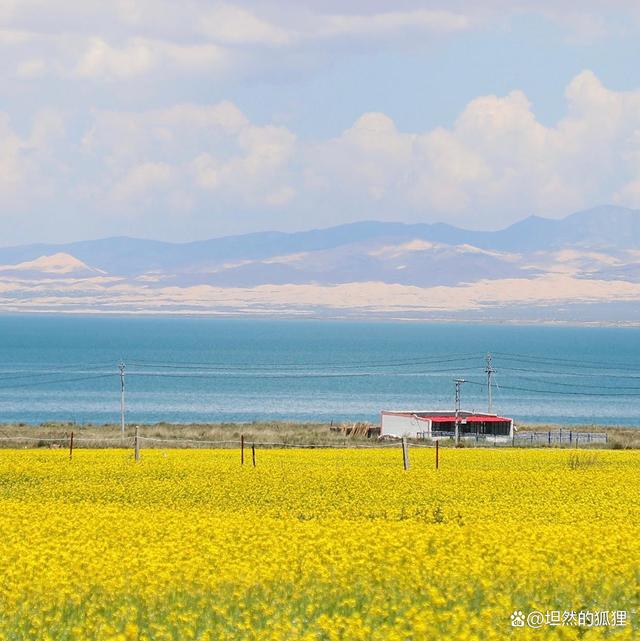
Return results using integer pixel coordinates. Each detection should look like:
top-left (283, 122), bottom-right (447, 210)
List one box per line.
top-left (0, 203), bottom-right (632, 249)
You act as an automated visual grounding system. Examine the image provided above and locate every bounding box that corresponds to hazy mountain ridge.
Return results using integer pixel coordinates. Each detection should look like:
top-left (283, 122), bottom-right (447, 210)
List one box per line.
top-left (2, 205), bottom-right (640, 277)
top-left (0, 205), bottom-right (639, 321)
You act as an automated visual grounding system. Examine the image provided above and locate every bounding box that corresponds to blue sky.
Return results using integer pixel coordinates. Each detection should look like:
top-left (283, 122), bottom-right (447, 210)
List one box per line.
top-left (2, 2), bottom-right (640, 244)
top-left (228, 14), bottom-right (640, 137)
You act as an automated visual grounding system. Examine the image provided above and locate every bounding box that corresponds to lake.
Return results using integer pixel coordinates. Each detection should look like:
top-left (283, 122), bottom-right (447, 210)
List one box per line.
top-left (0, 315), bottom-right (638, 426)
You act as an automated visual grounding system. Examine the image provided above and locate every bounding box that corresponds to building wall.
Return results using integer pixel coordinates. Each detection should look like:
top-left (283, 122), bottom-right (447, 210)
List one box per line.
top-left (382, 412), bottom-right (514, 440)
top-left (381, 413), bottom-right (430, 438)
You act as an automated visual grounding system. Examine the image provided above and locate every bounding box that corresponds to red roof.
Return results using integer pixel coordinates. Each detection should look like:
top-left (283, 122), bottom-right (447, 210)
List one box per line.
top-left (428, 415), bottom-right (511, 423)
top-left (381, 411), bottom-right (511, 422)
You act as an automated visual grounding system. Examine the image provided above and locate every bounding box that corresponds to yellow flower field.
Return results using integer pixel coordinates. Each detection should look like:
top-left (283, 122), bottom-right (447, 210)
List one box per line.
top-left (0, 447), bottom-right (638, 640)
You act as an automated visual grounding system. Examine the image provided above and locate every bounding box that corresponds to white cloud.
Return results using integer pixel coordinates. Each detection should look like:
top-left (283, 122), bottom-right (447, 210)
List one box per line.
top-left (615, 180), bottom-right (640, 208)
top-left (111, 162), bottom-right (173, 205)
top-left (0, 114), bottom-right (25, 199)
top-left (0, 28), bottom-right (32, 45)
top-left (0, 110), bottom-right (66, 209)
top-left (75, 37), bottom-right (227, 80)
top-left (4, 71), bottom-right (640, 238)
top-left (303, 70), bottom-right (640, 227)
top-left (83, 101), bottom-right (296, 211)
top-left (15, 58), bottom-right (46, 77)
top-left (199, 4), bottom-right (292, 46)
top-left (0, 1), bottom-right (638, 89)
top-left (315, 9), bottom-right (471, 39)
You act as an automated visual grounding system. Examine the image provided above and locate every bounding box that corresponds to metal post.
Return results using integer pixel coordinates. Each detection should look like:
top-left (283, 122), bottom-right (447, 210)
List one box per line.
top-left (435, 440), bottom-right (439, 470)
top-left (69, 431), bottom-right (74, 461)
top-left (402, 437), bottom-right (409, 470)
top-left (485, 353), bottom-right (495, 414)
top-left (119, 361), bottom-right (126, 441)
top-left (454, 378), bottom-right (465, 445)
top-left (134, 425), bottom-right (140, 462)
top-left (241, 434), bottom-right (245, 465)
top-left (252, 442), bottom-right (256, 467)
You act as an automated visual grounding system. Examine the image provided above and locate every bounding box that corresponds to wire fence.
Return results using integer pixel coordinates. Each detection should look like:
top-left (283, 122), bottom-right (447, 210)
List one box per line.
top-left (0, 434), bottom-right (403, 449)
top-left (0, 431), bottom-right (612, 450)
top-left (0, 430), bottom-right (618, 476)
top-left (513, 430), bottom-right (608, 446)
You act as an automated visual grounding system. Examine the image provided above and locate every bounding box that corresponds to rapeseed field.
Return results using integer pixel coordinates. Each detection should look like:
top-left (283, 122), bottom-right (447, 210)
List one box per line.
top-left (0, 448), bottom-right (638, 640)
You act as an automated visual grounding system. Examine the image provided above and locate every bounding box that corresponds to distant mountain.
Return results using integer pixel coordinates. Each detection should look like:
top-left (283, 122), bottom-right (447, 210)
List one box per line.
top-left (0, 252), bottom-right (105, 278)
top-left (0, 205), bottom-right (639, 321)
top-left (0, 205), bottom-right (638, 278)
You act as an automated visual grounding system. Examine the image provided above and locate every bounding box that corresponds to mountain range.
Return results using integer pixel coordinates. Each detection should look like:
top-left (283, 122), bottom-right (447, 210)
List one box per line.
top-left (1, 205), bottom-right (640, 322)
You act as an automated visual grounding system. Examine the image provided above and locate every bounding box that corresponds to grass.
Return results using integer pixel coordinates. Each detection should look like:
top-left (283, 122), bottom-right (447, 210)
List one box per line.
top-left (0, 420), bottom-right (639, 448)
top-left (0, 421), bottom-right (372, 449)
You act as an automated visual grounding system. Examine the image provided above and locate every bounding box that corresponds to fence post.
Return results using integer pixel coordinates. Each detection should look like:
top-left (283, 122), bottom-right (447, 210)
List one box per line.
top-left (252, 442), bottom-right (256, 467)
top-left (134, 426), bottom-right (140, 462)
top-left (402, 437), bottom-right (409, 471)
top-left (435, 440), bottom-right (439, 470)
top-left (69, 431), bottom-right (74, 461)
top-left (569, 431), bottom-right (572, 445)
top-left (548, 430), bottom-right (551, 445)
top-left (241, 434), bottom-right (245, 466)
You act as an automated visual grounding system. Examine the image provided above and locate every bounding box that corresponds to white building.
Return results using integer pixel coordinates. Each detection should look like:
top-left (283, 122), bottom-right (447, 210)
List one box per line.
top-left (381, 410), bottom-right (514, 441)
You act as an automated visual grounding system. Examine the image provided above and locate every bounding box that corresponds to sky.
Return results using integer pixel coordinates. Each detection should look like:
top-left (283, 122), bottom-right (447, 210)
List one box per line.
top-left (2, 1), bottom-right (640, 244)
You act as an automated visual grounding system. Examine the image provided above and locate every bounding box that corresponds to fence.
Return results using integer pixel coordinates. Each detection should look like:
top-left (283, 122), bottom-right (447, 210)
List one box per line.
top-left (0, 433), bottom-right (401, 450)
top-left (0, 429), bottom-right (611, 455)
top-left (513, 430), bottom-right (608, 446)
top-left (0, 430), bottom-right (615, 475)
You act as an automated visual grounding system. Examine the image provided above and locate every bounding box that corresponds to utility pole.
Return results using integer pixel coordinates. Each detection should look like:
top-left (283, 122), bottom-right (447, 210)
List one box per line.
top-left (454, 378), bottom-right (465, 445)
top-left (485, 353), bottom-right (495, 414)
top-left (119, 361), bottom-right (126, 441)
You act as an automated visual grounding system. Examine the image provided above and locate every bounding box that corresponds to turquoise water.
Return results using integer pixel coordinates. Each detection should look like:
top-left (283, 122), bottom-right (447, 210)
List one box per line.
top-left (0, 315), bottom-right (638, 426)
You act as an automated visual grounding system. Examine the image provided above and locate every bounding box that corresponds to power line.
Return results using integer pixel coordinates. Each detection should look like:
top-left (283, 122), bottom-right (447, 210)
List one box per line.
top-left (128, 352), bottom-right (484, 371)
top-left (123, 366), bottom-right (487, 380)
top-left (498, 365), bottom-right (640, 381)
top-left (494, 351), bottom-right (640, 372)
top-left (0, 363), bottom-right (114, 382)
top-left (0, 373), bottom-right (115, 390)
top-left (504, 373), bottom-right (640, 391)
top-left (464, 379), bottom-right (639, 397)
top-left (127, 368), bottom-right (478, 380)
